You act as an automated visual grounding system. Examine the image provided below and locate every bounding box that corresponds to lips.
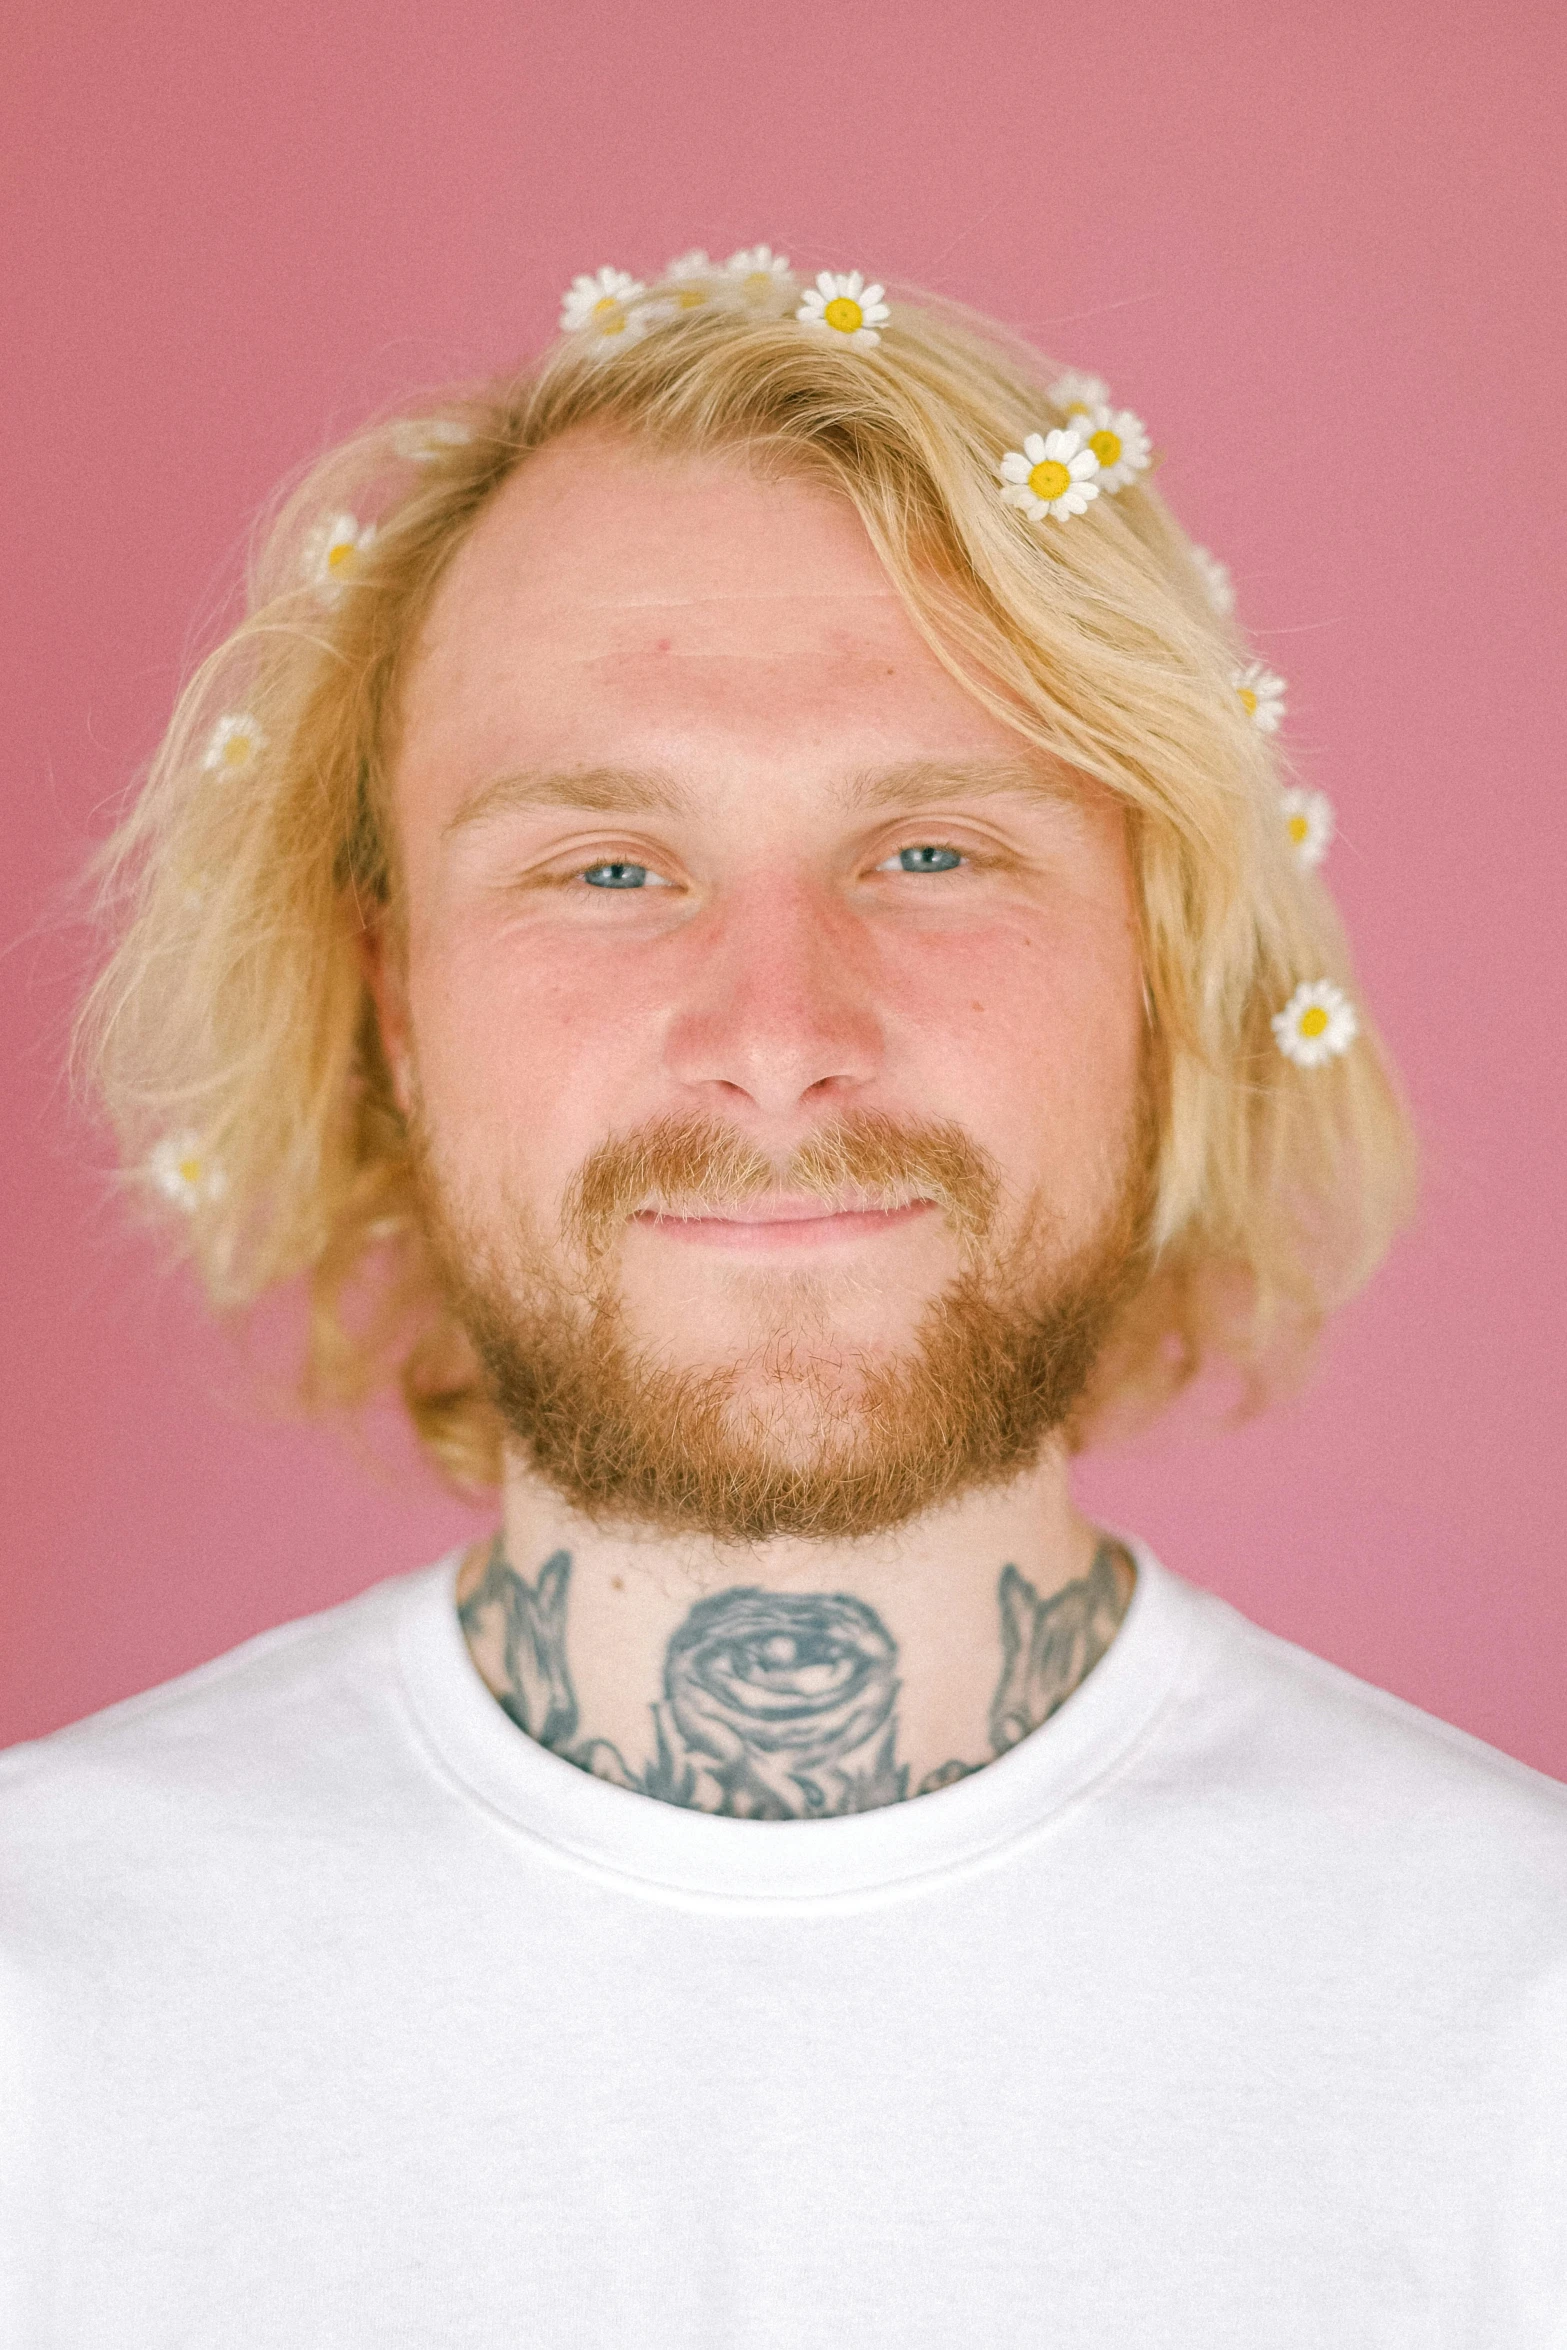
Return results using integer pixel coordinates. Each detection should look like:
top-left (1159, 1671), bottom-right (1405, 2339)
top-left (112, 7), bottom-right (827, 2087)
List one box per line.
top-left (631, 1197), bottom-right (936, 1245)
top-left (642, 1190), bottom-right (906, 1224)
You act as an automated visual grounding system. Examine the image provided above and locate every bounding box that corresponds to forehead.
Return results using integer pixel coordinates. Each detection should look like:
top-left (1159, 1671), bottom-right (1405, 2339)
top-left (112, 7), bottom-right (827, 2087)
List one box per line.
top-left (399, 431), bottom-right (1005, 781)
top-left (423, 428), bottom-right (897, 635)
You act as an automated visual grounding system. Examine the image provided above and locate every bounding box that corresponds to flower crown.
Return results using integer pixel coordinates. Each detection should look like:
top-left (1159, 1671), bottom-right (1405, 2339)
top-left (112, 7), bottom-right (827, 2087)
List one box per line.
top-left (548, 254), bottom-right (1353, 1071)
top-left (153, 251), bottom-right (1359, 1212)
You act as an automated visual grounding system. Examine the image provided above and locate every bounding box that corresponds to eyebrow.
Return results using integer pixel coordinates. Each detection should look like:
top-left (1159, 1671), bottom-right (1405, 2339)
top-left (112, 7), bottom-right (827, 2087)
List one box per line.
top-left (443, 751), bottom-right (1082, 838)
top-left (444, 766), bottom-right (696, 836)
top-left (839, 755), bottom-right (1084, 812)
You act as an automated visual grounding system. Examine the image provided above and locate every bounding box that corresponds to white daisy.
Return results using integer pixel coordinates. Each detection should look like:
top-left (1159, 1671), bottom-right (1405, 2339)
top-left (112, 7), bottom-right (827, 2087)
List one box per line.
top-left (303, 513), bottom-right (376, 600)
top-left (796, 271), bottom-right (890, 351)
top-left (149, 1131), bottom-right (227, 1212)
top-left (1075, 403), bottom-right (1151, 493)
top-left (1280, 787), bottom-right (1335, 869)
top-left (1192, 545), bottom-right (1235, 616)
top-left (202, 712), bottom-right (265, 775)
top-left (586, 302), bottom-right (661, 356)
top-left (1234, 661), bottom-right (1287, 732)
top-left (660, 250), bottom-right (723, 311)
top-left (725, 245), bottom-right (793, 309)
top-left (1272, 980), bottom-right (1358, 1068)
top-left (559, 266), bottom-right (646, 335)
top-left (1048, 369), bottom-right (1110, 419)
top-left (998, 428), bottom-right (1101, 522)
top-left (393, 416), bottom-right (472, 463)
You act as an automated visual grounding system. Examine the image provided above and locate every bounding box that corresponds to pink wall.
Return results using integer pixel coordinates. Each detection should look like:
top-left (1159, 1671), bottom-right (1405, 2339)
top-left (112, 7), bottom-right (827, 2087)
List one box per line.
top-left (4, 0), bottom-right (1564, 1774)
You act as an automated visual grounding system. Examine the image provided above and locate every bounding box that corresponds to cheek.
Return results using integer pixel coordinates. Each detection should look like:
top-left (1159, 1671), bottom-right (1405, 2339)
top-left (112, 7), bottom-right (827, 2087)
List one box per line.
top-left (882, 913), bottom-right (1143, 1193)
top-left (404, 926), bottom-right (646, 1212)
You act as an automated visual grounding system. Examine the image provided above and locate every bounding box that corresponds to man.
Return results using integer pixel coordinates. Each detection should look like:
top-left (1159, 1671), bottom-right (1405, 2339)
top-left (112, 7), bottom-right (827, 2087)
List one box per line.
top-left (4, 254), bottom-right (1564, 2344)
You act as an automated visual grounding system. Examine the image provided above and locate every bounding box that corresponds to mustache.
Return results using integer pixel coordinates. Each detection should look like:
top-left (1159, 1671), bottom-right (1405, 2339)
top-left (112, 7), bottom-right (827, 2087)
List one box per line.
top-left (563, 1113), bottom-right (1001, 1258)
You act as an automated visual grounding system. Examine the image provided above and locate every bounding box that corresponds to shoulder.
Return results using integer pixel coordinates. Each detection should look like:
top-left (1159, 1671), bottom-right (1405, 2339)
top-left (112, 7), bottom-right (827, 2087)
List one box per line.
top-left (1152, 1560), bottom-right (1567, 1917)
top-left (0, 1560), bottom-right (455, 1866)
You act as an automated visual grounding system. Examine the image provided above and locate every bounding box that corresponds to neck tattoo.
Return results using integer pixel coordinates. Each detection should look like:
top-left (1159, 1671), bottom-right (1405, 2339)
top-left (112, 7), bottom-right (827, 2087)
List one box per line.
top-left (458, 1536), bottom-right (1134, 1819)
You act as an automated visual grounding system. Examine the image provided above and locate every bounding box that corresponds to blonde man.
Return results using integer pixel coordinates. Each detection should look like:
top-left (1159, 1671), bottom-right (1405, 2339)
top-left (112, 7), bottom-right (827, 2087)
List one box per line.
top-left (3, 262), bottom-right (1564, 2344)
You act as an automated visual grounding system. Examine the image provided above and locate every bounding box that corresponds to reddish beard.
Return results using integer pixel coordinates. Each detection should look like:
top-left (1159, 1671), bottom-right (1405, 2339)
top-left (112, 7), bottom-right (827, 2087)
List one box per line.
top-left (417, 1111), bottom-right (1151, 1544)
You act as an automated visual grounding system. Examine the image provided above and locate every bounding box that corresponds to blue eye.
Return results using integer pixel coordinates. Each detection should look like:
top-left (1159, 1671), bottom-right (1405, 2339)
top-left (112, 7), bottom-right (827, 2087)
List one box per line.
top-left (582, 861), bottom-right (649, 889)
top-left (897, 844), bottom-right (963, 872)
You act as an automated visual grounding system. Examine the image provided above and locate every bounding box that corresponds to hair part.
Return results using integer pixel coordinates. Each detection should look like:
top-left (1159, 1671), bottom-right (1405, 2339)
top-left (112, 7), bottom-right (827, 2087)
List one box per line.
top-left (75, 279), bottom-right (1417, 1489)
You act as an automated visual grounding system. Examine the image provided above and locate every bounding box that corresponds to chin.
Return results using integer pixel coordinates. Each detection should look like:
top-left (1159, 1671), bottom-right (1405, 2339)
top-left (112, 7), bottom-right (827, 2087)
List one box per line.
top-left (619, 1268), bottom-right (942, 1373)
top-left (710, 1347), bottom-right (888, 1433)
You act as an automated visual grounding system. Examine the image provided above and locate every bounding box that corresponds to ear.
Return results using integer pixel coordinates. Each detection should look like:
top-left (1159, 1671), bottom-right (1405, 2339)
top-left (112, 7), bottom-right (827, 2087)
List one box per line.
top-left (358, 917), bottom-right (414, 1118)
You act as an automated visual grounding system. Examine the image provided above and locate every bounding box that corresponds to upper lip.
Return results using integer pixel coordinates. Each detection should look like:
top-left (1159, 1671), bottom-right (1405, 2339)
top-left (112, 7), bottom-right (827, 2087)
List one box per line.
top-left (636, 1193), bottom-right (924, 1225)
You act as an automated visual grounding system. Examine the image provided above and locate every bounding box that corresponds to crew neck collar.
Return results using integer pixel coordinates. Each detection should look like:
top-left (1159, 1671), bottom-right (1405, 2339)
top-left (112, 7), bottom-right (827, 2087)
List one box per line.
top-left (394, 1539), bottom-right (1197, 1908)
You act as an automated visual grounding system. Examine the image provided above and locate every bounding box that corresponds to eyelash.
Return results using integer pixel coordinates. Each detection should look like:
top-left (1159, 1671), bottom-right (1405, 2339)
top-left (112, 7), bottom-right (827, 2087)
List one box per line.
top-left (568, 842), bottom-right (975, 891)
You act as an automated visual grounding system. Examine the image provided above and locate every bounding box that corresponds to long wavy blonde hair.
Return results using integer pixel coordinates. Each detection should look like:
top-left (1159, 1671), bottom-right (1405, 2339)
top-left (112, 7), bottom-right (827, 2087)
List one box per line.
top-left (75, 269), bottom-right (1416, 1489)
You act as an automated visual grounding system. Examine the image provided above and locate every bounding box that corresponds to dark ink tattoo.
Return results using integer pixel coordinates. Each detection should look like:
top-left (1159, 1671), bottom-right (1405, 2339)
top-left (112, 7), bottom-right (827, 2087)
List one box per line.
top-left (989, 1547), bottom-right (1126, 1756)
top-left (460, 1536), bottom-right (1133, 1819)
top-left (459, 1545), bottom-right (579, 1748)
top-left (662, 1588), bottom-right (904, 1818)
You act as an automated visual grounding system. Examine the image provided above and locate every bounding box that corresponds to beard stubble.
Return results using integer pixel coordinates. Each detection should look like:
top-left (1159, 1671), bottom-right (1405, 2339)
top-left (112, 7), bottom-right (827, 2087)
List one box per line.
top-left (416, 1107), bottom-right (1152, 1545)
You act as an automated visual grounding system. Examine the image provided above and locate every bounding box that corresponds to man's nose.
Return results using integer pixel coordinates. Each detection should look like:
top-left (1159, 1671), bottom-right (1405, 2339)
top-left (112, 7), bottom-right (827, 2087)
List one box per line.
top-left (659, 876), bottom-right (885, 1120)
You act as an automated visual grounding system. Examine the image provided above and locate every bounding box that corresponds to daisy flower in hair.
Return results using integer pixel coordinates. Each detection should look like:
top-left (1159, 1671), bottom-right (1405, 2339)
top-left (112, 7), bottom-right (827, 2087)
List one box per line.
top-left (1048, 370), bottom-right (1110, 419)
top-left (998, 428), bottom-right (1101, 522)
top-left (796, 271), bottom-right (890, 350)
top-left (1075, 403), bottom-right (1151, 493)
top-left (149, 1131), bottom-right (227, 1212)
top-left (662, 250), bottom-right (722, 310)
top-left (1234, 661), bottom-right (1287, 732)
top-left (725, 245), bottom-right (793, 310)
top-left (303, 514), bottom-right (376, 601)
top-left (1272, 980), bottom-right (1358, 1068)
top-left (1192, 545), bottom-right (1235, 616)
top-left (1280, 787), bottom-right (1335, 869)
top-left (559, 266), bottom-right (649, 351)
top-left (203, 712), bottom-right (265, 775)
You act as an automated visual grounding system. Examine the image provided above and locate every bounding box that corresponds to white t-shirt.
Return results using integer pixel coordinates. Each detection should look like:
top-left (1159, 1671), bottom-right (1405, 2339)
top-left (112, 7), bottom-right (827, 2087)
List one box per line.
top-left (2, 1543), bottom-right (1564, 2348)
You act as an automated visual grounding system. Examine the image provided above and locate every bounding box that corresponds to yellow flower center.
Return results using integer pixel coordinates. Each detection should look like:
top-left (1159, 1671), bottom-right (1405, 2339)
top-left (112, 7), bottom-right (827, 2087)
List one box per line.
top-left (1287, 812), bottom-right (1310, 845)
top-left (1066, 400), bottom-right (1091, 417)
top-left (1088, 428), bottom-right (1123, 467)
top-left (177, 1156), bottom-right (203, 1188)
top-left (592, 297), bottom-right (629, 334)
top-left (823, 295), bottom-right (864, 333)
top-left (1237, 685), bottom-right (1258, 715)
top-left (1027, 459), bottom-right (1072, 502)
top-left (222, 731), bottom-right (253, 767)
top-left (327, 539), bottom-right (357, 572)
top-left (1298, 1006), bottom-right (1329, 1039)
top-left (674, 286), bottom-right (706, 308)
top-left (743, 271), bottom-right (772, 300)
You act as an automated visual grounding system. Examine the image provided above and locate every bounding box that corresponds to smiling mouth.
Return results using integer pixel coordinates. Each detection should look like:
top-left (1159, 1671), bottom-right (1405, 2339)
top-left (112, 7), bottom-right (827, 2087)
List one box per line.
top-left (631, 1197), bottom-right (938, 1249)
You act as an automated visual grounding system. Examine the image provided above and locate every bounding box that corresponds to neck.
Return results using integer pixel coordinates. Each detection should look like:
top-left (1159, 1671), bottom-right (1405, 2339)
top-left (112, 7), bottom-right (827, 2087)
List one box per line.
top-left (456, 1449), bottom-right (1135, 1819)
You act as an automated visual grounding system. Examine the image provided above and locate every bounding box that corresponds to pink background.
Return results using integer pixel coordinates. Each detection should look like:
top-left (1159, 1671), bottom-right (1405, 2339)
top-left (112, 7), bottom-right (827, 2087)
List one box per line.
top-left (4, 0), bottom-right (1564, 1772)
